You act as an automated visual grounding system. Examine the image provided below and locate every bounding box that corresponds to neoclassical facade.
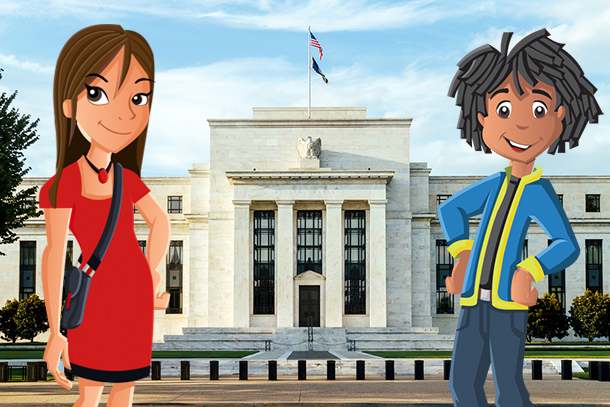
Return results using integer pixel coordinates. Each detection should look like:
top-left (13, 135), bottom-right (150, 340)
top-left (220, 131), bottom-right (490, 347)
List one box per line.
top-left (3, 107), bottom-right (609, 344)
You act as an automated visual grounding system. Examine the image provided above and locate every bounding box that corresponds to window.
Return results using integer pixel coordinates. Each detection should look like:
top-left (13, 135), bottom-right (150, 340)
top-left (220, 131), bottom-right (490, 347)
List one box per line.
top-left (166, 241), bottom-right (183, 313)
top-left (586, 194), bottom-right (600, 213)
top-left (297, 210), bottom-right (322, 274)
top-left (557, 194), bottom-right (563, 206)
top-left (345, 210), bottom-right (366, 315)
top-left (522, 239), bottom-right (528, 261)
top-left (139, 240), bottom-right (147, 257)
top-left (133, 204), bottom-right (139, 214)
top-left (167, 196), bottom-right (183, 214)
top-left (253, 211), bottom-right (275, 315)
top-left (19, 241), bottom-right (36, 300)
top-left (436, 240), bottom-right (454, 314)
top-left (64, 241), bottom-right (73, 271)
top-left (548, 240), bottom-right (566, 311)
top-left (585, 240), bottom-right (603, 293)
top-left (437, 195), bottom-right (452, 207)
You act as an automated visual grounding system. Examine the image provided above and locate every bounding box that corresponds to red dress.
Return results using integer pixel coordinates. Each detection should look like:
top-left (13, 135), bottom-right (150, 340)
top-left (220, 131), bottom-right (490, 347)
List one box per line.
top-left (40, 160), bottom-right (154, 382)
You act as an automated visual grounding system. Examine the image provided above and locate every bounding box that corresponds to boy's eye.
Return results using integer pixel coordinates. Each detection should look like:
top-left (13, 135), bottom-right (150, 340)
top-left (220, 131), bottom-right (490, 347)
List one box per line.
top-left (532, 101), bottom-right (548, 118)
top-left (496, 101), bottom-right (511, 118)
top-left (85, 84), bottom-right (109, 105)
top-left (132, 93), bottom-right (149, 106)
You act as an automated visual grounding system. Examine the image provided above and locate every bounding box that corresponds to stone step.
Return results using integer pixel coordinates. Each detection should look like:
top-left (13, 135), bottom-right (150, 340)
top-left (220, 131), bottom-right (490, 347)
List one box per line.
top-left (346, 327), bottom-right (440, 335)
top-left (182, 327), bottom-right (276, 334)
top-left (164, 334), bottom-right (274, 342)
top-left (158, 327), bottom-right (455, 351)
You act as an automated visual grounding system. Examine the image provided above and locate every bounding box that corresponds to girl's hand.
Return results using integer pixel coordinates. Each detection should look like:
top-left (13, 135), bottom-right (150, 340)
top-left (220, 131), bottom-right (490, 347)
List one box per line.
top-left (154, 292), bottom-right (170, 310)
top-left (43, 333), bottom-right (72, 390)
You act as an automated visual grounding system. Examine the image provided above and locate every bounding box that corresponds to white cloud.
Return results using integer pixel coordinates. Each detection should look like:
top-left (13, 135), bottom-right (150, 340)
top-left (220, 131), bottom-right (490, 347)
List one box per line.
top-left (1, 0), bottom-right (494, 32)
top-left (0, 52), bottom-right (54, 75)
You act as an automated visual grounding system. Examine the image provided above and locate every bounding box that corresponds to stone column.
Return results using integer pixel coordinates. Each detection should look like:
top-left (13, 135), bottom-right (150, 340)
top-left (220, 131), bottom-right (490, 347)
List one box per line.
top-left (369, 199), bottom-right (387, 327)
top-left (276, 200), bottom-right (295, 327)
top-left (233, 200), bottom-right (251, 327)
top-left (324, 200), bottom-right (344, 327)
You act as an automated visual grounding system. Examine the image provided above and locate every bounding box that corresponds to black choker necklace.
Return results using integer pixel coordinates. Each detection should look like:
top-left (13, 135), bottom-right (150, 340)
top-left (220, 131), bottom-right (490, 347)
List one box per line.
top-left (84, 155), bottom-right (111, 184)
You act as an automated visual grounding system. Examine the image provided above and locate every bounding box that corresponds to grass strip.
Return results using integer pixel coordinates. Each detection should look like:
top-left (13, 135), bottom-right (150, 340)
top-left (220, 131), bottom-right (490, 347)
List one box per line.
top-left (0, 350), bottom-right (256, 360)
top-left (365, 350), bottom-right (610, 358)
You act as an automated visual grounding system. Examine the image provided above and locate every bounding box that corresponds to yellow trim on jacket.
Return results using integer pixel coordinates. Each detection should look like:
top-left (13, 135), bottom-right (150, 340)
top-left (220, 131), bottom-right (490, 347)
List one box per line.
top-left (460, 166), bottom-right (543, 309)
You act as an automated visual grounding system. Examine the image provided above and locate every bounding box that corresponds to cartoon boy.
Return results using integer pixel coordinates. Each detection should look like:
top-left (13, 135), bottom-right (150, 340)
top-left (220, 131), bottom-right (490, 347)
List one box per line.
top-left (439, 29), bottom-right (602, 406)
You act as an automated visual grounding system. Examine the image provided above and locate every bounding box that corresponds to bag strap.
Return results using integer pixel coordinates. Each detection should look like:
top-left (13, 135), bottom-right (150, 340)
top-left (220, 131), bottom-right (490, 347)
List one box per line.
top-left (76, 162), bottom-right (124, 277)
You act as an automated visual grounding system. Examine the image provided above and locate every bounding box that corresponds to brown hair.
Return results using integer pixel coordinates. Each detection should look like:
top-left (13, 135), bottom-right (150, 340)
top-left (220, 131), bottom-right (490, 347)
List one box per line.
top-left (49, 24), bottom-right (155, 208)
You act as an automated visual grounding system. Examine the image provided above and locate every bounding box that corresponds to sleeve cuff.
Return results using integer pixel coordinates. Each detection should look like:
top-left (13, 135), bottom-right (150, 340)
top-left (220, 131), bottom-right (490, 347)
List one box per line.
top-left (517, 255), bottom-right (545, 282)
top-left (447, 239), bottom-right (474, 259)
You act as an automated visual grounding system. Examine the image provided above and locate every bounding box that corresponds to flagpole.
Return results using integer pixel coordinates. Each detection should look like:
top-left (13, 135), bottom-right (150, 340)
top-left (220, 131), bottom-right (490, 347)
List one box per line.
top-left (308, 26), bottom-right (311, 119)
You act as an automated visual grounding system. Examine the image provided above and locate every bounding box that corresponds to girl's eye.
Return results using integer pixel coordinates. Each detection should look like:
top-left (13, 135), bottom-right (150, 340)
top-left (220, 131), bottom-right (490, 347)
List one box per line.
top-left (85, 84), bottom-right (109, 105)
top-left (533, 101), bottom-right (548, 118)
top-left (496, 101), bottom-right (511, 119)
top-left (132, 93), bottom-right (149, 106)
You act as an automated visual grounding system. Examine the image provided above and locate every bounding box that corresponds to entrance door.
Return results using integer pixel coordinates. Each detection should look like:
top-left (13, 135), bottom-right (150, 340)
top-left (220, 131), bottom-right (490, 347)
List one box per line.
top-left (299, 285), bottom-right (320, 327)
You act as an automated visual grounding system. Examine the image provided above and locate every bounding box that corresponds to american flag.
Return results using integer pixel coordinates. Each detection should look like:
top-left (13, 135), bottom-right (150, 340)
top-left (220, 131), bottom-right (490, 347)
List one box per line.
top-left (310, 31), bottom-right (323, 60)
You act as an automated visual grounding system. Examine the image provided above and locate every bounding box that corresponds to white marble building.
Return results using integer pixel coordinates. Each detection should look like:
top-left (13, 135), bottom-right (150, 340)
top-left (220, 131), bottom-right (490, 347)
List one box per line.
top-left (2, 107), bottom-right (609, 348)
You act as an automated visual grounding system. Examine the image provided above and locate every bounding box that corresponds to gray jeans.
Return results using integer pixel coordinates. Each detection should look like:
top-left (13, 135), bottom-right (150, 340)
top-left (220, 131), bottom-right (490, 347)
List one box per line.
top-left (449, 301), bottom-right (533, 407)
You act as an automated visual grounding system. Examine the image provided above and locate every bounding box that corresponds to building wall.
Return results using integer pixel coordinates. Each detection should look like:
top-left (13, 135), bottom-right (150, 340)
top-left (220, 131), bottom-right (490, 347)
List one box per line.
top-left (2, 109), bottom-right (608, 342)
top-left (207, 108), bottom-right (414, 328)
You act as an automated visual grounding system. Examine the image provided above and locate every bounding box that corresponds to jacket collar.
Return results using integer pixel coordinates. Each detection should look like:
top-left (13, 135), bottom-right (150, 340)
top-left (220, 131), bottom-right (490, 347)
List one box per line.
top-left (504, 165), bottom-right (543, 185)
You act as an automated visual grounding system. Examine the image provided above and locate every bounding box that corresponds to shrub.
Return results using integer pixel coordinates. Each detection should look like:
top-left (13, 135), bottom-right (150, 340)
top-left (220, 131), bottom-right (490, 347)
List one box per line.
top-left (0, 299), bottom-right (20, 343)
top-left (15, 294), bottom-right (48, 342)
top-left (569, 289), bottom-right (610, 342)
top-left (527, 293), bottom-right (569, 342)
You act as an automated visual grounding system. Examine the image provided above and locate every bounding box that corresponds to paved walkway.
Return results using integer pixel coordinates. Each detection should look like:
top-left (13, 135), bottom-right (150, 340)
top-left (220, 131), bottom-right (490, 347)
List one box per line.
top-left (1, 375), bottom-right (609, 406)
top-left (1, 352), bottom-right (608, 406)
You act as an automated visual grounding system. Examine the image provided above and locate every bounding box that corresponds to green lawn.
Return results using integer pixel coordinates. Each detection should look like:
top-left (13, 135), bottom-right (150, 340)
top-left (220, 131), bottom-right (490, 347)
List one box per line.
top-left (365, 349), bottom-right (610, 359)
top-left (0, 350), bottom-right (257, 360)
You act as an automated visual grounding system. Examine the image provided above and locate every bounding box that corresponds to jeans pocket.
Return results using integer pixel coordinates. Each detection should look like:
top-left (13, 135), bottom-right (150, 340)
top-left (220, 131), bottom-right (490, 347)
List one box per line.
top-left (455, 308), bottom-right (471, 332)
top-left (510, 310), bottom-right (528, 338)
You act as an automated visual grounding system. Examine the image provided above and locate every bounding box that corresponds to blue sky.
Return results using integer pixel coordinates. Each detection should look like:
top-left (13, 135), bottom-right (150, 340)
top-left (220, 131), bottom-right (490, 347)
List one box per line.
top-left (0, 0), bottom-right (607, 177)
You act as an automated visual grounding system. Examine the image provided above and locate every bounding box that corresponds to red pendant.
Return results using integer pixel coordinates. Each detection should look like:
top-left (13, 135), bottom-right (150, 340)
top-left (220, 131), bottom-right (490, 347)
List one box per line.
top-left (98, 169), bottom-right (108, 183)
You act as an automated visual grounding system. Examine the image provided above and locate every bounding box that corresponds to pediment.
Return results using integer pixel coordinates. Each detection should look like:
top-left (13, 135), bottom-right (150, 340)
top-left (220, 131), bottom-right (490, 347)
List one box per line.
top-left (294, 270), bottom-right (326, 280)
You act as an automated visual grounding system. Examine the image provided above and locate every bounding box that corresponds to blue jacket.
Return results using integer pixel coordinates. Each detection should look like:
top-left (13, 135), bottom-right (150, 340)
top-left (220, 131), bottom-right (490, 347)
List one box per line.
top-left (438, 166), bottom-right (579, 310)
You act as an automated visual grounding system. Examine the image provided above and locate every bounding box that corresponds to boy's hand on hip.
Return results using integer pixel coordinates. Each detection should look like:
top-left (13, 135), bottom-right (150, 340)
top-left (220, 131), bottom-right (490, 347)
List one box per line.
top-left (511, 268), bottom-right (538, 307)
top-left (446, 250), bottom-right (470, 295)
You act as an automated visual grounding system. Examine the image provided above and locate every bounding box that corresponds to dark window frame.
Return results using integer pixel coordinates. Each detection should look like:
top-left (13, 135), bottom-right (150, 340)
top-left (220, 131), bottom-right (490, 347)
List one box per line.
top-left (437, 195), bottom-right (452, 207)
top-left (166, 241), bottom-right (183, 314)
top-left (344, 210), bottom-right (366, 315)
top-left (253, 210), bottom-right (275, 315)
top-left (548, 239), bottom-right (566, 312)
top-left (436, 240), bottom-right (454, 314)
top-left (19, 241), bottom-right (36, 300)
top-left (586, 194), bottom-right (600, 213)
top-left (296, 210), bottom-right (322, 275)
top-left (167, 196), bottom-right (183, 214)
top-left (585, 239), bottom-right (603, 294)
top-left (139, 240), bottom-right (147, 257)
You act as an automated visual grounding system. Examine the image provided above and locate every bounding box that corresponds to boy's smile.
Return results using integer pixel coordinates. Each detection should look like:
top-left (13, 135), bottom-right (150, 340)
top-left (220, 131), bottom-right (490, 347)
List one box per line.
top-left (478, 73), bottom-right (565, 166)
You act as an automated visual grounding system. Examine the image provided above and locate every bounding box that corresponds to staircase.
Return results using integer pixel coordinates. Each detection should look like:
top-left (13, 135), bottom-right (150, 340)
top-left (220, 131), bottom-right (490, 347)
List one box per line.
top-left (154, 326), bottom-right (454, 351)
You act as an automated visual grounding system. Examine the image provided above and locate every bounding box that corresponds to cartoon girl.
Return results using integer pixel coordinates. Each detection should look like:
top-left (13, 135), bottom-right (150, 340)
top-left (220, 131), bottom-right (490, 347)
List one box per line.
top-left (40, 25), bottom-right (170, 407)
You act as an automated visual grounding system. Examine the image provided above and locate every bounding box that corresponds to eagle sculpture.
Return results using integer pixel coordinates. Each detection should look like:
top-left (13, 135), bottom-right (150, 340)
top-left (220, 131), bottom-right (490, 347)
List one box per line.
top-left (297, 136), bottom-right (322, 159)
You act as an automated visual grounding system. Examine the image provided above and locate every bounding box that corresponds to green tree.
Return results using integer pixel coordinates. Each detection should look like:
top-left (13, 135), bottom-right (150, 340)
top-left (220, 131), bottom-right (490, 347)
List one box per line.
top-left (15, 294), bottom-right (48, 342)
top-left (527, 293), bottom-right (569, 342)
top-left (0, 68), bottom-right (41, 256)
top-left (569, 289), bottom-right (610, 342)
top-left (0, 299), bottom-right (21, 343)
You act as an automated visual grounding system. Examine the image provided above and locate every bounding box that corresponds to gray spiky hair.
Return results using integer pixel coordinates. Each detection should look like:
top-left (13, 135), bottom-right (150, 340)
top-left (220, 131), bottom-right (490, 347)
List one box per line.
top-left (448, 28), bottom-right (602, 154)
